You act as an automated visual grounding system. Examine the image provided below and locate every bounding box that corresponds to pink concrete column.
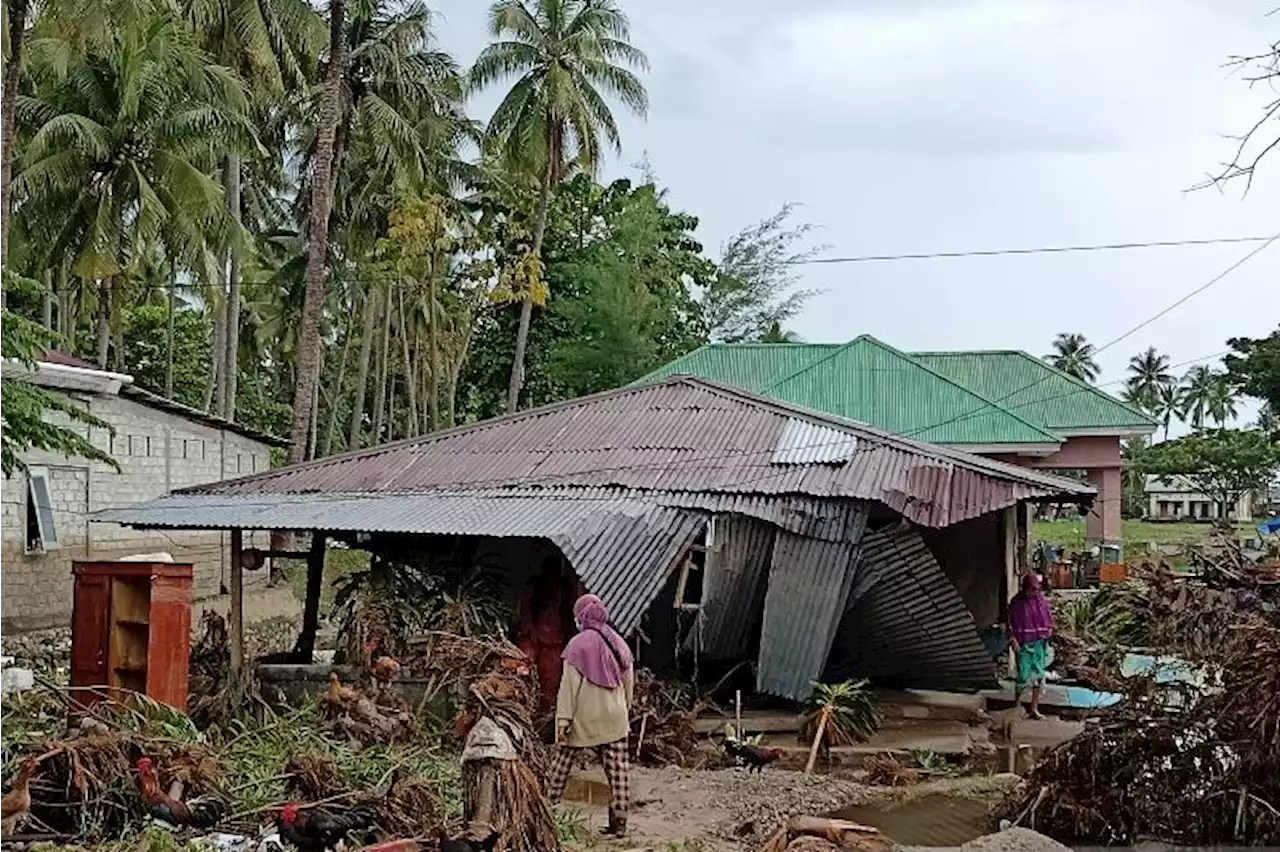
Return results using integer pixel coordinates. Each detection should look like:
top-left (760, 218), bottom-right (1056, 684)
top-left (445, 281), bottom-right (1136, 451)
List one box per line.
top-left (1086, 467), bottom-right (1122, 544)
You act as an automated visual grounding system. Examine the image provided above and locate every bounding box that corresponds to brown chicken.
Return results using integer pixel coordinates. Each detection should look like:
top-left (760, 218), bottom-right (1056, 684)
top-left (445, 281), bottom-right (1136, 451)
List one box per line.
top-left (371, 655), bottom-right (401, 688)
top-left (324, 672), bottom-right (360, 714)
top-left (1, 758), bottom-right (39, 838)
top-left (135, 757), bottom-right (227, 828)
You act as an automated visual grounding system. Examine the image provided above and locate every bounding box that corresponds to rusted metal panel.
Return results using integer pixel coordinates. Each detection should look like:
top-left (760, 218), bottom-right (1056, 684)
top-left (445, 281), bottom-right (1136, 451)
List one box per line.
top-left (755, 505), bottom-right (869, 701)
top-left (827, 526), bottom-right (996, 690)
top-left (158, 378), bottom-right (1091, 529)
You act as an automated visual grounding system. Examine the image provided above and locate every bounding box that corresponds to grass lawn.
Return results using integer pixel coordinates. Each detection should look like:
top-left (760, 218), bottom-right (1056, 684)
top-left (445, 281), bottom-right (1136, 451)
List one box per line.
top-left (1033, 518), bottom-right (1255, 552)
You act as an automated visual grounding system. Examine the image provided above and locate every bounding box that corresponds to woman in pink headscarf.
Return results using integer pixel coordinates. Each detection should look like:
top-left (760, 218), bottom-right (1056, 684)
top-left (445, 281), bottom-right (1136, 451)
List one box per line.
top-left (1007, 572), bottom-right (1054, 719)
top-left (545, 594), bottom-right (634, 838)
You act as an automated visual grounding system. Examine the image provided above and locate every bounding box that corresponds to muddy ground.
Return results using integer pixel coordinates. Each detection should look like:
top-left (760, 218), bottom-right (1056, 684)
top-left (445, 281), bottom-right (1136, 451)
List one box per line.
top-left (562, 765), bottom-right (1023, 850)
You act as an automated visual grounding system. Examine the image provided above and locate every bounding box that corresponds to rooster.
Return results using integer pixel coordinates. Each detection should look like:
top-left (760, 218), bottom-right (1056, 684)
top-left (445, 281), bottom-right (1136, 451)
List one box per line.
top-left (276, 802), bottom-right (380, 851)
top-left (1, 758), bottom-right (39, 838)
top-left (135, 757), bottom-right (228, 828)
top-left (723, 740), bottom-right (784, 773)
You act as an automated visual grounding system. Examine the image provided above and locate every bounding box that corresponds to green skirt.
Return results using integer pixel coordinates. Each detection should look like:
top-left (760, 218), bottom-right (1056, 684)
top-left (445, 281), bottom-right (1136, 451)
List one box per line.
top-left (1015, 639), bottom-right (1051, 690)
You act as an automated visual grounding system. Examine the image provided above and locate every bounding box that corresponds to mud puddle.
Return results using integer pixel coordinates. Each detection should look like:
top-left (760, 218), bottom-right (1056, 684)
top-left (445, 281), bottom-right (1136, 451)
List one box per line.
top-left (835, 794), bottom-right (993, 846)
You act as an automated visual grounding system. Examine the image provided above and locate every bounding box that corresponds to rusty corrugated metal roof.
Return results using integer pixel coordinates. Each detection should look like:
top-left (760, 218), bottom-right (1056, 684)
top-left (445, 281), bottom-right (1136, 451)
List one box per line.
top-left (95, 491), bottom-right (702, 634)
top-left (167, 377), bottom-right (1092, 528)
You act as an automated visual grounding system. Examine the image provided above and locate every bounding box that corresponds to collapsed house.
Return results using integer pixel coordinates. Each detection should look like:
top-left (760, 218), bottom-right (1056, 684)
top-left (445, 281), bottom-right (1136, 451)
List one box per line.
top-left (93, 377), bottom-right (1093, 700)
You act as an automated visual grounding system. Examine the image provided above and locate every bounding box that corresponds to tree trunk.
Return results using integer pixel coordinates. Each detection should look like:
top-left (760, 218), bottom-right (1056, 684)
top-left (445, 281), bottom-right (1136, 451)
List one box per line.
top-left (0, 0), bottom-right (30, 277)
top-left (164, 261), bottom-right (176, 398)
top-left (293, 532), bottom-right (326, 662)
top-left (41, 269), bottom-right (53, 328)
top-left (348, 285), bottom-right (379, 449)
top-left (396, 287), bottom-right (419, 436)
top-left (505, 152), bottom-right (554, 414)
top-left (56, 264), bottom-right (71, 339)
top-left (207, 287), bottom-right (227, 412)
top-left (109, 279), bottom-right (124, 371)
top-left (95, 279), bottom-right (111, 367)
top-left (222, 153), bottom-right (242, 421)
top-left (427, 259), bottom-right (439, 431)
top-left (323, 310), bottom-right (354, 455)
top-left (371, 284), bottom-right (391, 445)
top-left (308, 368), bottom-right (320, 460)
top-left (287, 0), bottom-right (347, 465)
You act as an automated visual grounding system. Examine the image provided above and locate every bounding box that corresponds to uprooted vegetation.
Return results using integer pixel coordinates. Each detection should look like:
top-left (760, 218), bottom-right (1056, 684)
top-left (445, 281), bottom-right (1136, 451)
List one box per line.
top-left (1000, 528), bottom-right (1280, 846)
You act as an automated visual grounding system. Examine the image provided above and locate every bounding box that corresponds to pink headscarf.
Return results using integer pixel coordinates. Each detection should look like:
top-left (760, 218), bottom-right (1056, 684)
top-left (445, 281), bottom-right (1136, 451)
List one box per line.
top-left (1007, 572), bottom-right (1054, 645)
top-left (562, 594), bottom-right (633, 689)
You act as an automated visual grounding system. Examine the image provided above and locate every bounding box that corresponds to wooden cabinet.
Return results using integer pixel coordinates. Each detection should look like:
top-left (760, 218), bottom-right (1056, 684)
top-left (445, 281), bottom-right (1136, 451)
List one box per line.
top-left (70, 561), bottom-right (193, 711)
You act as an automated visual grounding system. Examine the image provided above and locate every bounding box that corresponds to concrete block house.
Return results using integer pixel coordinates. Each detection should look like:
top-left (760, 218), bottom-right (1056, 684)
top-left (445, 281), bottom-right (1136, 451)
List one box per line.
top-left (1, 353), bottom-right (284, 631)
top-left (635, 336), bottom-right (1157, 548)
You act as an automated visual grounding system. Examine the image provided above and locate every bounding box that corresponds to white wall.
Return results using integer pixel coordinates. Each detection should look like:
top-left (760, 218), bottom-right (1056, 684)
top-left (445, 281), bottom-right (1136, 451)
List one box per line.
top-left (1, 391), bottom-right (272, 631)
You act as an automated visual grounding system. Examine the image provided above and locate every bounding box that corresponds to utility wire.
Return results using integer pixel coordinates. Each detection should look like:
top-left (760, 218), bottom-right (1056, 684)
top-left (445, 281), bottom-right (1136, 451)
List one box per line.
top-left (796, 235), bottom-right (1277, 265)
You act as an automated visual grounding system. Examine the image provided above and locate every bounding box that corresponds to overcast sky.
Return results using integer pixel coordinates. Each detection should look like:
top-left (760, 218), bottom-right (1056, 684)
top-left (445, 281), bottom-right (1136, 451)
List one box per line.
top-left (431, 0), bottom-right (1278, 411)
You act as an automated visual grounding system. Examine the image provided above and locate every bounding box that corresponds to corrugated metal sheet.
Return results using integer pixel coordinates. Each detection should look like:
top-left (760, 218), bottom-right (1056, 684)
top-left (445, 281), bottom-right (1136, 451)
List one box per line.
top-left (756, 505), bottom-right (869, 701)
top-left (692, 514), bottom-right (776, 658)
top-left (631, 344), bottom-right (841, 389)
top-left (771, 417), bottom-right (858, 464)
top-left (912, 350), bottom-right (1157, 431)
top-left (559, 508), bottom-right (706, 635)
top-left (826, 526), bottom-right (997, 690)
top-left (763, 337), bottom-right (1063, 446)
top-left (93, 491), bottom-right (702, 635)
top-left (151, 378), bottom-right (1091, 529)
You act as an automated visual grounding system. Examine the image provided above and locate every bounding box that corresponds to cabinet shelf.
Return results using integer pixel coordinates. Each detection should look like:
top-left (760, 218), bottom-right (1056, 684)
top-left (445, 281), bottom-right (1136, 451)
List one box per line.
top-left (117, 619), bottom-right (150, 629)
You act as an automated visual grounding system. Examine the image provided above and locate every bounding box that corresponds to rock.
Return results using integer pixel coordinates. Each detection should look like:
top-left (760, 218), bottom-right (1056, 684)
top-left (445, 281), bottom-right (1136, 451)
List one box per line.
top-left (1, 665), bottom-right (34, 696)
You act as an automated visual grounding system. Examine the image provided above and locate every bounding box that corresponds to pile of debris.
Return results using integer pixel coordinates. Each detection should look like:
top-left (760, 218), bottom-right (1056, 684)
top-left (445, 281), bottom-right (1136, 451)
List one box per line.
top-left (630, 668), bottom-right (704, 767)
top-left (994, 619), bottom-right (1280, 845)
top-left (406, 631), bottom-right (539, 719)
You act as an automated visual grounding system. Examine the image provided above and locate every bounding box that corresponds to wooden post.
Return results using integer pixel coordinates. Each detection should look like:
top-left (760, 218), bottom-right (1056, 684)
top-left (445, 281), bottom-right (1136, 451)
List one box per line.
top-left (1002, 506), bottom-right (1018, 678)
top-left (229, 529), bottom-right (244, 685)
top-left (294, 531), bottom-right (326, 662)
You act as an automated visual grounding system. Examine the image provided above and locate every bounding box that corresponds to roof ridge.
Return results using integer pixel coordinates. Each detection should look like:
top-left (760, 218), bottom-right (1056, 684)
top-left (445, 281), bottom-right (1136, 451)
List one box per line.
top-left (1005, 350), bottom-right (1157, 425)
top-left (763, 335), bottom-right (1062, 443)
top-left (674, 377), bottom-right (1088, 490)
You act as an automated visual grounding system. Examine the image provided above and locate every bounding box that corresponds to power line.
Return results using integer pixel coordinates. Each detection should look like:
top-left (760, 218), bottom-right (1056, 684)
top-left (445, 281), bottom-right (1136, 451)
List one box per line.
top-left (899, 233), bottom-right (1278, 439)
top-left (797, 235), bottom-right (1278, 265)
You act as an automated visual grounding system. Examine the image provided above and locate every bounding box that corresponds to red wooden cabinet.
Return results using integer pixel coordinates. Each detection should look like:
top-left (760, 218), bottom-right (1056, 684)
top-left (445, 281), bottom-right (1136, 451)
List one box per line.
top-left (70, 561), bottom-right (194, 711)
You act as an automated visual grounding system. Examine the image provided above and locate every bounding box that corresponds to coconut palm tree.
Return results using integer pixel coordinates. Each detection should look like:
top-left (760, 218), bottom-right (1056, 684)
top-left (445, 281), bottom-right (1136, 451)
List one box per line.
top-left (185, 0), bottom-right (324, 421)
top-left (1180, 365), bottom-right (1219, 429)
top-left (470, 0), bottom-right (649, 413)
top-left (1153, 381), bottom-right (1183, 441)
top-left (1125, 347), bottom-right (1173, 413)
top-left (1206, 374), bottom-right (1238, 427)
top-left (287, 0), bottom-right (348, 465)
top-left (13, 11), bottom-right (254, 368)
top-left (1257, 403), bottom-right (1278, 434)
top-left (1046, 332), bottom-right (1099, 383)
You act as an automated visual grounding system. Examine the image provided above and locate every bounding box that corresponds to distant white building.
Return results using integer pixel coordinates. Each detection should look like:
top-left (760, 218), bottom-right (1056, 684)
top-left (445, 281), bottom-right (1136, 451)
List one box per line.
top-left (1145, 474), bottom-right (1253, 521)
top-left (1, 352), bottom-right (284, 631)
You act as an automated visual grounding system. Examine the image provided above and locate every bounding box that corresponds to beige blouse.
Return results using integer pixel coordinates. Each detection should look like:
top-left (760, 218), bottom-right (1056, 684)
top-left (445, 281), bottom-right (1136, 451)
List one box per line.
top-left (555, 662), bottom-right (634, 748)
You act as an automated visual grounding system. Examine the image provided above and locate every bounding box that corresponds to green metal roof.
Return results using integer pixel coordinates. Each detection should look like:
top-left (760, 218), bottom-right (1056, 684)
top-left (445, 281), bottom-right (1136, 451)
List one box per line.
top-left (633, 343), bottom-right (841, 389)
top-left (762, 337), bottom-right (1061, 446)
top-left (910, 350), bottom-right (1157, 432)
top-left (632, 338), bottom-right (1156, 447)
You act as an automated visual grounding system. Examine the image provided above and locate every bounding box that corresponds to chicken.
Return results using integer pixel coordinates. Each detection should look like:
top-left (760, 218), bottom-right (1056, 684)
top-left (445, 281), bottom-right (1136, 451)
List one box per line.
top-left (324, 672), bottom-right (360, 714)
top-left (371, 655), bottom-right (401, 689)
top-left (438, 821), bottom-right (497, 852)
top-left (276, 802), bottom-right (380, 851)
top-left (1, 758), bottom-right (39, 838)
top-left (135, 757), bottom-right (228, 828)
top-left (723, 740), bottom-right (784, 773)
